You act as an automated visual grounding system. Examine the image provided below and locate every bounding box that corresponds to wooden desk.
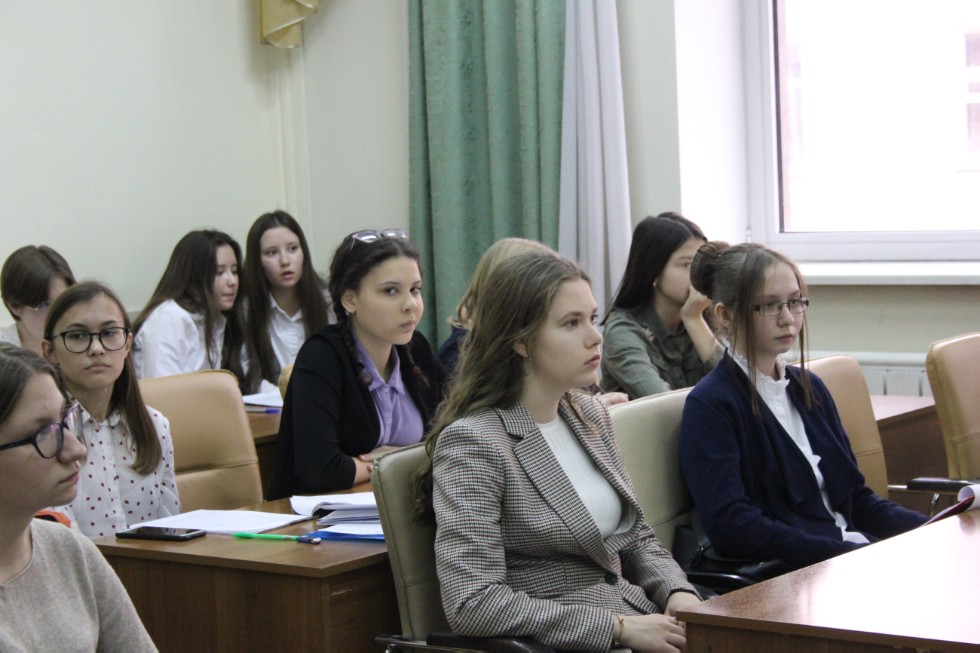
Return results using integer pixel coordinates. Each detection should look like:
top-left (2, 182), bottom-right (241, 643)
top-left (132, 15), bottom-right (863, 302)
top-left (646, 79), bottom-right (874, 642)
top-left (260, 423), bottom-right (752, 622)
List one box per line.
top-left (679, 512), bottom-right (980, 652)
top-left (871, 395), bottom-right (949, 514)
top-left (248, 411), bottom-right (280, 491)
top-left (96, 493), bottom-right (397, 653)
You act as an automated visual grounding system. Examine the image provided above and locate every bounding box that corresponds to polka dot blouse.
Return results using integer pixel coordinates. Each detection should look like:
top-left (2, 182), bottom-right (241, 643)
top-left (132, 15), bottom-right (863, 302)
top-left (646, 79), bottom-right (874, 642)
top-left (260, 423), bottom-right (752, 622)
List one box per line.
top-left (54, 405), bottom-right (181, 538)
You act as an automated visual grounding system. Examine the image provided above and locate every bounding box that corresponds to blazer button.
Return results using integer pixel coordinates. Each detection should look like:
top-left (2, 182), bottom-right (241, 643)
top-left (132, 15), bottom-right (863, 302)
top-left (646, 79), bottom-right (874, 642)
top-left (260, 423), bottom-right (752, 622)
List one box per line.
top-left (605, 572), bottom-right (617, 585)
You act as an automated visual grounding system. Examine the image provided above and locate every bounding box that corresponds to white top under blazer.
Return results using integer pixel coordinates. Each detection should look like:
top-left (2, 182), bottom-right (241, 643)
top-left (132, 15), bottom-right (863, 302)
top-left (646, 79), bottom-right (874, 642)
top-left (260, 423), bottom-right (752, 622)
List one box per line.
top-left (133, 299), bottom-right (224, 379)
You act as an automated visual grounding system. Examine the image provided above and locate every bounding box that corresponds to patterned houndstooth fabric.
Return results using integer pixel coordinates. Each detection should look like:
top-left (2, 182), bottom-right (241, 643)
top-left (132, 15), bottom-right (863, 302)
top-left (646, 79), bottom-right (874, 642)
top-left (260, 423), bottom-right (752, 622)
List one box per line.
top-left (433, 392), bottom-right (696, 652)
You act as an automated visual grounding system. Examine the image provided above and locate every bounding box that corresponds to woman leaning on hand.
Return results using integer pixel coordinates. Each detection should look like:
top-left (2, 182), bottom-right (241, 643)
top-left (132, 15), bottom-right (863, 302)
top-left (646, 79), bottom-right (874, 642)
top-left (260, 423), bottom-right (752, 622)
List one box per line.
top-left (416, 249), bottom-right (700, 652)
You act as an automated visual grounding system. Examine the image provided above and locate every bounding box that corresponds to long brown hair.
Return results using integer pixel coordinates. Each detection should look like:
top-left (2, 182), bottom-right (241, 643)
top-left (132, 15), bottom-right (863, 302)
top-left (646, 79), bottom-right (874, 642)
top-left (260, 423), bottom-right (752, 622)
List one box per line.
top-left (134, 230), bottom-right (258, 392)
top-left (414, 250), bottom-right (591, 514)
top-left (44, 281), bottom-right (162, 475)
top-left (449, 237), bottom-right (552, 329)
top-left (243, 211), bottom-right (330, 384)
top-left (689, 241), bottom-right (812, 409)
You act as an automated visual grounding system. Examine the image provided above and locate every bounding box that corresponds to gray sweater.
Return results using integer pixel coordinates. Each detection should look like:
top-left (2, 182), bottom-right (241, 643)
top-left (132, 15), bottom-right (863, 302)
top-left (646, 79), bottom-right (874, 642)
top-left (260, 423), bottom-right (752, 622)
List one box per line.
top-left (0, 519), bottom-right (156, 652)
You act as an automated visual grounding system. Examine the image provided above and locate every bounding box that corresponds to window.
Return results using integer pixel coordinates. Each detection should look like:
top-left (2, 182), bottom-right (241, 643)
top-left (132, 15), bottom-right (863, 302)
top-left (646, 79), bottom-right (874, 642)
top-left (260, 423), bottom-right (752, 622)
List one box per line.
top-left (745, 0), bottom-right (980, 262)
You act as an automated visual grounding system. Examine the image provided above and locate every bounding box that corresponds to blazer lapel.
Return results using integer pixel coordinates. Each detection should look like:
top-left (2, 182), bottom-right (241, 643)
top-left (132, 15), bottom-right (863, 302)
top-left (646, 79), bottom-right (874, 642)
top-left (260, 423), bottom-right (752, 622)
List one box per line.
top-left (498, 403), bottom-right (614, 571)
top-left (557, 399), bottom-right (644, 556)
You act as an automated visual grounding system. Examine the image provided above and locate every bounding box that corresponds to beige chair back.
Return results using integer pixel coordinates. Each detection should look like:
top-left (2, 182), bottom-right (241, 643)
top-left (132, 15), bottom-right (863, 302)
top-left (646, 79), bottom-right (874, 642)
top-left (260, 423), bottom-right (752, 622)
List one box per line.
top-left (138, 370), bottom-right (263, 511)
top-left (608, 388), bottom-right (692, 551)
top-left (372, 443), bottom-right (449, 640)
top-left (926, 333), bottom-right (980, 479)
top-left (806, 355), bottom-right (889, 497)
top-left (278, 364), bottom-right (293, 400)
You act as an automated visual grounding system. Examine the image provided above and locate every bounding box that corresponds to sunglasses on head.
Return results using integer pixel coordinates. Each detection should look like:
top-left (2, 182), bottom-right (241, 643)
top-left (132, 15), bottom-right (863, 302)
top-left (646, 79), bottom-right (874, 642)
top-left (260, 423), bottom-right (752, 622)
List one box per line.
top-left (348, 229), bottom-right (408, 249)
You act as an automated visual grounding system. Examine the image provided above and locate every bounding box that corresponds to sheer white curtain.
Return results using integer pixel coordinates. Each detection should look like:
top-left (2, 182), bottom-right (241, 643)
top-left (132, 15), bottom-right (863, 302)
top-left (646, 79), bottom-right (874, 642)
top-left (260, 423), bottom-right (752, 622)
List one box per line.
top-left (558, 0), bottom-right (631, 317)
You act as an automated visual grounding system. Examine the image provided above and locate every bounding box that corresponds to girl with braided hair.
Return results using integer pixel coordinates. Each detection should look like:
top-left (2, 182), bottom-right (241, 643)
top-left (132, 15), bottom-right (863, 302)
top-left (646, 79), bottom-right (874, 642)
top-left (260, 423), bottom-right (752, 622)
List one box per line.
top-left (267, 229), bottom-right (445, 497)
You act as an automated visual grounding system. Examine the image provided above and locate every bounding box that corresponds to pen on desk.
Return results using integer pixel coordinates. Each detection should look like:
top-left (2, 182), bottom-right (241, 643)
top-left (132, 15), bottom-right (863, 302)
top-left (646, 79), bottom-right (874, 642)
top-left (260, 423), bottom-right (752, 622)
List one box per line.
top-left (260, 408), bottom-right (280, 414)
top-left (232, 532), bottom-right (321, 544)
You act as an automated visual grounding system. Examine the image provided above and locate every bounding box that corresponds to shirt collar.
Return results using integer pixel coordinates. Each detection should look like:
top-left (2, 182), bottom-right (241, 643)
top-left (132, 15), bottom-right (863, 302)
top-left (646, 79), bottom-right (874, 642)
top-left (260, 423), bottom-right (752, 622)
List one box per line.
top-left (723, 339), bottom-right (790, 394)
top-left (354, 338), bottom-right (406, 395)
top-left (269, 293), bottom-right (304, 322)
top-left (632, 302), bottom-right (681, 340)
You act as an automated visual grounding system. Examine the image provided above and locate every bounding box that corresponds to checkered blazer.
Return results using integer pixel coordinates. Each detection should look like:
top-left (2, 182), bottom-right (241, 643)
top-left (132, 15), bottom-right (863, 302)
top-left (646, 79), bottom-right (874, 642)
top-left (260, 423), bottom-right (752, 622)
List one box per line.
top-left (433, 392), bottom-right (695, 652)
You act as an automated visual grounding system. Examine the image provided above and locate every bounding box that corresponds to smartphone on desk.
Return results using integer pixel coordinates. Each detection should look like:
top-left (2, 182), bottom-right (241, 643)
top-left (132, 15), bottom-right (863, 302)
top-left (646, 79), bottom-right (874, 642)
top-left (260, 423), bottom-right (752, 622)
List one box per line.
top-left (116, 526), bottom-right (207, 541)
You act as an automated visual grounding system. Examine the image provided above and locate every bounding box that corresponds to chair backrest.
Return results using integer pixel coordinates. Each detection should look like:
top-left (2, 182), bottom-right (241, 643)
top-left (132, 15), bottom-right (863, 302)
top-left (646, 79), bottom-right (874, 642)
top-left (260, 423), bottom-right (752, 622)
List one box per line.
top-left (806, 355), bottom-right (889, 497)
top-left (926, 333), bottom-right (980, 479)
top-left (278, 363), bottom-right (293, 400)
top-left (608, 388), bottom-right (692, 551)
top-left (372, 443), bottom-right (449, 640)
top-left (138, 370), bottom-right (263, 511)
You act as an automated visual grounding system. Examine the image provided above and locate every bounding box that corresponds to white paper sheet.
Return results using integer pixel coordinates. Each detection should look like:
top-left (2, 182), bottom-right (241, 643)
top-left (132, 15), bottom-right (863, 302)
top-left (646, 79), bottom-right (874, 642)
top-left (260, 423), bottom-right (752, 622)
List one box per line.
top-left (132, 509), bottom-right (309, 534)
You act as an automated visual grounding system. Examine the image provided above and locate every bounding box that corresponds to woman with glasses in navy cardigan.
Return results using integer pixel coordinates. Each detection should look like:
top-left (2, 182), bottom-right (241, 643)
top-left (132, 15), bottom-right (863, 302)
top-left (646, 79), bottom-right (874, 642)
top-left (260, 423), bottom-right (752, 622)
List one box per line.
top-left (267, 230), bottom-right (445, 497)
top-left (679, 242), bottom-right (926, 572)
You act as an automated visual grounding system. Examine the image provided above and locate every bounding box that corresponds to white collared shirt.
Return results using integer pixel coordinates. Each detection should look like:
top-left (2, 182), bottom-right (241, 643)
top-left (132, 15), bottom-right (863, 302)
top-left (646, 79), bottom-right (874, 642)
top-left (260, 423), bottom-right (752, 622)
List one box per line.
top-left (54, 404), bottom-right (181, 538)
top-left (133, 299), bottom-right (225, 379)
top-left (727, 344), bottom-right (869, 545)
top-left (267, 293), bottom-right (306, 371)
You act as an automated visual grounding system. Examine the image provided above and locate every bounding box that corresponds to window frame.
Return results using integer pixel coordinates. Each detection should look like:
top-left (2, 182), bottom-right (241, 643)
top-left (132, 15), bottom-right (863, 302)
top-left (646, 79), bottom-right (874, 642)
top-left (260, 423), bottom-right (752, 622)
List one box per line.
top-left (742, 0), bottom-right (980, 263)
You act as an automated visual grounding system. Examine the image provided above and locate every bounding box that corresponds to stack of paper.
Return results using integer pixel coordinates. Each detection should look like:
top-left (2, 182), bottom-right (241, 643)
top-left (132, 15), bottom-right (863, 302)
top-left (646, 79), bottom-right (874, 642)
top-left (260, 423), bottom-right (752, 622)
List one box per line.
top-left (290, 492), bottom-right (384, 540)
top-left (133, 510), bottom-right (309, 534)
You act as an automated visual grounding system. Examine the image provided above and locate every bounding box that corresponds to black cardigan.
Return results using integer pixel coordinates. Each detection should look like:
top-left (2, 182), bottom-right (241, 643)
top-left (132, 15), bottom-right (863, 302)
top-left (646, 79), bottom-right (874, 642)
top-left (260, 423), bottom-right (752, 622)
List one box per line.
top-left (267, 325), bottom-right (445, 499)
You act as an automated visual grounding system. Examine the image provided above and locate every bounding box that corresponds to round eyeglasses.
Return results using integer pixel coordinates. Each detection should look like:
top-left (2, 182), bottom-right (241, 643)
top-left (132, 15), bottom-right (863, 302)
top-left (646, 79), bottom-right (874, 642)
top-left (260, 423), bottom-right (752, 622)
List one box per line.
top-left (53, 327), bottom-right (131, 354)
top-left (750, 298), bottom-right (810, 317)
top-left (0, 403), bottom-right (82, 459)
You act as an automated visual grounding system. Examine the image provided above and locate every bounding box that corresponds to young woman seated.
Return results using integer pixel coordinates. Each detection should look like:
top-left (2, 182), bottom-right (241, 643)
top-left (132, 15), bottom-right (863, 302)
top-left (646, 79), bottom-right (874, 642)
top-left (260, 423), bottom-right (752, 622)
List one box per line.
top-left (601, 213), bottom-right (722, 399)
top-left (133, 229), bottom-right (264, 393)
top-left (267, 229), bottom-right (444, 497)
top-left (243, 210), bottom-right (331, 388)
top-left (1, 245), bottom-right (76, 354)
top-left (417, 250), bottom-right (701, 652)
top-left (0, 344), bottom-right (155, 651)
top-left (679, 242), bottom-right (927, 571)
top-left (437, 237), bottom-right (552, 374)
top-left (43, 281), bottom-right (180, 538)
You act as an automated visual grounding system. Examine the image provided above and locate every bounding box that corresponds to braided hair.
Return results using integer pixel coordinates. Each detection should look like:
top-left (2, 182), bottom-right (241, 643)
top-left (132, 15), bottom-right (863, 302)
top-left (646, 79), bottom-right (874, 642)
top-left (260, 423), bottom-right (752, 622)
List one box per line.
top-left (327, 232), bottom-right (428, 388)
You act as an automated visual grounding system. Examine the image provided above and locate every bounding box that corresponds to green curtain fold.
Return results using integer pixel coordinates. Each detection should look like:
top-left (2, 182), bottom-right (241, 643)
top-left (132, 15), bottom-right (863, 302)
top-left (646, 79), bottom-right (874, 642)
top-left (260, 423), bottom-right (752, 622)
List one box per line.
top-left (409, 0), bottom-right (565, 346)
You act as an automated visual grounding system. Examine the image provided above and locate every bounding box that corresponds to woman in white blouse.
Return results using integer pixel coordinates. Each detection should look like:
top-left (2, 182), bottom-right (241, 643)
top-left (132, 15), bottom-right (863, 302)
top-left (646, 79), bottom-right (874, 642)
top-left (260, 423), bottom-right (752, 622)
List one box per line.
top-left (133, 229), bottom-right (261, 392)
top-left (42, 281), bottom-right (180, 538)
top-left (242, 211), bottom-right (331, 387)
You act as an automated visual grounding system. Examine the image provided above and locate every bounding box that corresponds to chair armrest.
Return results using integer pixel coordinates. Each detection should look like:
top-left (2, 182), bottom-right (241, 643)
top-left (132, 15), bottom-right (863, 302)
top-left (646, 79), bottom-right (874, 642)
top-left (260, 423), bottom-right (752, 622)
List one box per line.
top-left (904, 477), bottom-right (974, 494)
top-left (428, 632), bottom-right (556, 653)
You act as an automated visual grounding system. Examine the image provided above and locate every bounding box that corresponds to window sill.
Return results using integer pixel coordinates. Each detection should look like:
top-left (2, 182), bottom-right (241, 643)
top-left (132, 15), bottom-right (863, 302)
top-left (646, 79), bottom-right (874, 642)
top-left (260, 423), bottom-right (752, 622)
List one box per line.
top-left (797, 261), bottom-right (980, 286)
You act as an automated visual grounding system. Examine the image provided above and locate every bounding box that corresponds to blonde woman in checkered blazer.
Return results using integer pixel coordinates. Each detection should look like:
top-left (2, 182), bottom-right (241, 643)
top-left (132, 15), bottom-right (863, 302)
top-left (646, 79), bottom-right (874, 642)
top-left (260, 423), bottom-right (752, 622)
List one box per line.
top-left (416, 251), bottom-right (701, 652)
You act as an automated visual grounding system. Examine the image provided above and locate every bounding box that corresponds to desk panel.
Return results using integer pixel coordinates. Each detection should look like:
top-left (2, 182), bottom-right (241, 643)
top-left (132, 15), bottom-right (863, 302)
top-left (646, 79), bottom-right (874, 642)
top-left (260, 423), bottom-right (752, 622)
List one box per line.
top-left (97, 496), bottom-right (397, 653)
top-left (871, 395), bottom-right (949, 514)
top-left (680, 513), bottom-right (980, 652)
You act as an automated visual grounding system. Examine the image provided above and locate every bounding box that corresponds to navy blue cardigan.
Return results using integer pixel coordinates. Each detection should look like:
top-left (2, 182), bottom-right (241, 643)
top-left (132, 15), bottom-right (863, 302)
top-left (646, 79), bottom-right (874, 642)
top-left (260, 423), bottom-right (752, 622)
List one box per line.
top-left (679, 355), bottom-right (926, 570)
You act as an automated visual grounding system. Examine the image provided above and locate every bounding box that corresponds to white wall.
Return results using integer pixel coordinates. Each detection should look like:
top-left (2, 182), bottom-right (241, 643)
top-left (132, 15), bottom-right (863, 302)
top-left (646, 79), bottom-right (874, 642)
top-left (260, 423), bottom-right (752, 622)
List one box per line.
top-left (1, 2), bottom-right (282, 311)
top-left (3, 1), bottom-right (974, 357)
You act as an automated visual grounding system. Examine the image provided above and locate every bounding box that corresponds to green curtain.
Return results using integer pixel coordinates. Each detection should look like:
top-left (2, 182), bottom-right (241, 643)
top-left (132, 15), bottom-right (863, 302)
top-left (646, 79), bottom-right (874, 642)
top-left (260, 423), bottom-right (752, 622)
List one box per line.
top-left (409, 0), bottom-right (566, 347)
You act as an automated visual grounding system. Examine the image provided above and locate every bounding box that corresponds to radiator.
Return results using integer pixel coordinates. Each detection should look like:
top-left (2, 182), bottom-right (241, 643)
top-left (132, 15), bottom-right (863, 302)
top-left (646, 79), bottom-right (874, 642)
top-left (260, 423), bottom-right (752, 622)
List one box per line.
top-left (809, 351), bottom-right (931, 398)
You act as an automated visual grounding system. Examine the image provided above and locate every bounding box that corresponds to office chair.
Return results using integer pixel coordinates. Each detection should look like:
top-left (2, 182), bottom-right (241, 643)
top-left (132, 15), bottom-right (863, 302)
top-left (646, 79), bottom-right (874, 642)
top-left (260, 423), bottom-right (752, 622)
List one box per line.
top-left (926, 333), bottom-right (980, 480)
top-left (371, 444), bottom-right (556, 653)
top-left (138, 370), bottom-right (263, 512)
top-left (608, 388), bottom-right (785, 594)
top-left (807, 355), bottom-right (969, 513)
top-left (278, 363), bottom-right (293, 400)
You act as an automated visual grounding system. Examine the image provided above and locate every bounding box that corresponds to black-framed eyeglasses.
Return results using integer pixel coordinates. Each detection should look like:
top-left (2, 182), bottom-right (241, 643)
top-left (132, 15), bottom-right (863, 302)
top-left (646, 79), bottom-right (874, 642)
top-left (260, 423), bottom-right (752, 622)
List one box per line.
top-left (52, 327), bottom-right (131, 354)
top-left (348, 229), bottom-right (408, 250)
top-left (0, 403), bottom-right (82, 459)
top-left (751, 297), bottom-right (810, 317)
